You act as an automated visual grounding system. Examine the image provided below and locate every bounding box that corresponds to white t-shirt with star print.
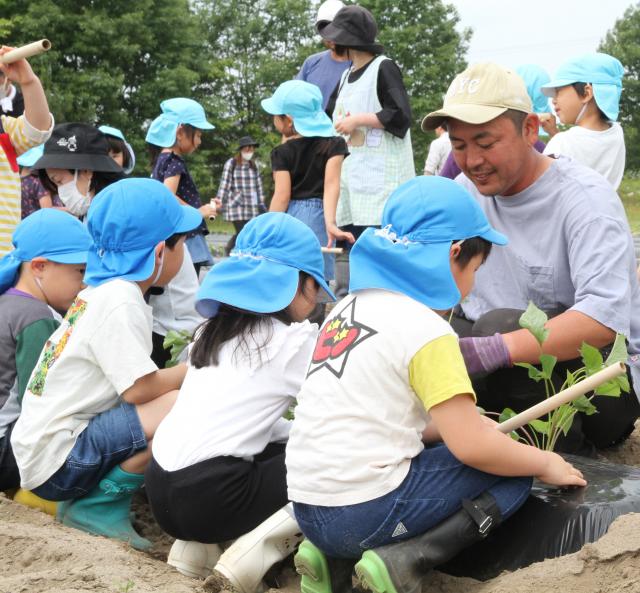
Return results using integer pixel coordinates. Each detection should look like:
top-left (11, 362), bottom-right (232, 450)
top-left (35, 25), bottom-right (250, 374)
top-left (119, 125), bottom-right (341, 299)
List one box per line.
top-left (286, 288), bottom-right (473, 507)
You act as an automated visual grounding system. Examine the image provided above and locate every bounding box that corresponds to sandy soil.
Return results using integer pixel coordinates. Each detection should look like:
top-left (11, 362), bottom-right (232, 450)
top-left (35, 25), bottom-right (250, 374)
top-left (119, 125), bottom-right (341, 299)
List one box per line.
top-left (3, 423), bottom-right (640, 593)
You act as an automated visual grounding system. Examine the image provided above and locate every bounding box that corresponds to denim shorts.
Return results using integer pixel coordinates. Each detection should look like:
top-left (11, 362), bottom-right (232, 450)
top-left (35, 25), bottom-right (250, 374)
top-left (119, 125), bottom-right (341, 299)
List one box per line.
top-left (293, 443), bottom-right (532, 558)
top-left (186, 233), bottom-right (214, 266)
top-left (287, 198), bottom-right (334, 281)
top-left (32, 402), bottom-right (147, 501)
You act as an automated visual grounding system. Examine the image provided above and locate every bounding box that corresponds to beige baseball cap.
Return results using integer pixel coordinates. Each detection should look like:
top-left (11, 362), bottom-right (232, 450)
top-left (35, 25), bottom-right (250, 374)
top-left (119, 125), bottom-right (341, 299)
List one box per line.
top-left (421, 63), bottom-right (532, 131)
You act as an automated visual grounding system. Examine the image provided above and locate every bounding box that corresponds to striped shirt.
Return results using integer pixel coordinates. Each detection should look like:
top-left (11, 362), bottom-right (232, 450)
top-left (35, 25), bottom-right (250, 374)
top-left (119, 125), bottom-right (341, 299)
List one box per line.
top-left (0, 115), bottom-right (53, 256)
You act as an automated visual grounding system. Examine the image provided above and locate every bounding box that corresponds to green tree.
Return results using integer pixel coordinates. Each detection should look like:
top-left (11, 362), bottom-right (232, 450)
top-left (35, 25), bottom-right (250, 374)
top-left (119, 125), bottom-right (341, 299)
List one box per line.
top-left (360, 0), bottom-right (470, 166)
top-left (3, 0), bottom-right (207, 176)
top-left (600, 3), bottom-right (640, 171)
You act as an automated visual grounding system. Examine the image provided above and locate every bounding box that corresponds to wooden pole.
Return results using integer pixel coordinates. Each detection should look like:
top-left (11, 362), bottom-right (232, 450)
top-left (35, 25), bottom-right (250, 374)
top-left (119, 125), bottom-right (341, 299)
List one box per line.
top-left (498, 362), bottom-right (626, 434)
top-left (1, 40), bottom-right (51, 64)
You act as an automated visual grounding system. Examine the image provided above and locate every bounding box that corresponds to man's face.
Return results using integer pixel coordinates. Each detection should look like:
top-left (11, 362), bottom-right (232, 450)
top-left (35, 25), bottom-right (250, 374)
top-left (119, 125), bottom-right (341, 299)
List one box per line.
top-left (447, 114), bottom-right (536, 197)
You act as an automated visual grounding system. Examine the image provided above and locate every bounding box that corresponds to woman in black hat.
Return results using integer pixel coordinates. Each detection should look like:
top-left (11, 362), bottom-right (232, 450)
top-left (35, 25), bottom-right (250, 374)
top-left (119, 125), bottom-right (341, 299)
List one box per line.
top-left (32, 122), bottom-right (124, 219)
top-left (216, 136), bottom-right (266, 255)
top-left (322, 5), bottom-right (415, 297)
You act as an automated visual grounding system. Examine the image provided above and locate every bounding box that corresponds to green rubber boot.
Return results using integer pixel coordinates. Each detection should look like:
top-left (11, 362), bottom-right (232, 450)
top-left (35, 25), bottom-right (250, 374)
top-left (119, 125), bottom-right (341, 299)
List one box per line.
top-left (56, 465), bottom-right (151, 550)
top-left (295, 540), bottom-right (355, 593)
top-left (354, 493), bottom-right (502, 593)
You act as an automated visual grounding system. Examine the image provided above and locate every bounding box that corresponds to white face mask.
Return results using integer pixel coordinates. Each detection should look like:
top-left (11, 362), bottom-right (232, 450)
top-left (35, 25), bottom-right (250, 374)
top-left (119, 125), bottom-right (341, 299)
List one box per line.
top-left (57, 171), bottom-right (92, 217)
top-left (241, 151), bottom-right (254, 161)
top-left (574, 102), bottom-right (589, 125)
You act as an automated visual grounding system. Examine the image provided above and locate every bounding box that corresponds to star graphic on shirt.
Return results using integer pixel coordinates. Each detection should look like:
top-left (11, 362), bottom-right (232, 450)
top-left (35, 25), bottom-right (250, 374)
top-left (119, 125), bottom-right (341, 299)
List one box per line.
top-left (308, 297), bottom-right (377, 379)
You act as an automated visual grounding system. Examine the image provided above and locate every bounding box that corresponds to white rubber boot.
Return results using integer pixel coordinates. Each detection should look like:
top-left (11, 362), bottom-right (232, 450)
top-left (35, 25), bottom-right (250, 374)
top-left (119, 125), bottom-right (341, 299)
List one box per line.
top-left (168, 539), bottom-right (223, 579)
top-left (206, 505), bottom-right (303, 593)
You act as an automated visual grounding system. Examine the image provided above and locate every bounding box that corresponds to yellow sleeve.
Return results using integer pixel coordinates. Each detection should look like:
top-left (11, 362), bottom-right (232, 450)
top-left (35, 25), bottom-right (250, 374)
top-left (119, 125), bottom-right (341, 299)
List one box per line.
top-left (409, 334), bottom-right (476, 411)
top-left (2, 114), bottom-right (52, 155)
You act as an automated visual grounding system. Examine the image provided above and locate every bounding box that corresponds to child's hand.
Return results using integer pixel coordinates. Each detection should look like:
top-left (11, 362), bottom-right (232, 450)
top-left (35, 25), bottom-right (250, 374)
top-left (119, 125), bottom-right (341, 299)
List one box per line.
top-left (538, 113), bottom-right (558, 137)
top-left (537, 451), bottom-right (586, 487)
top-left (199, 203), bottom-right (217, 219)
top-left (326, 222), bottom-right (355, 246)
top-left (0, 46), bottom-right (38, 86)
top-left (334, 115), bottom-right (360, 136)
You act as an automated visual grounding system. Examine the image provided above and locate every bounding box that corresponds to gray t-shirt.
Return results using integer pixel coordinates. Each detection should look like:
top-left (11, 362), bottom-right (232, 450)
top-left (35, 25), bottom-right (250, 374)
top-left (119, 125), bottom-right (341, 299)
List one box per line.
top-left (457, 156), bottom-right (640, 391)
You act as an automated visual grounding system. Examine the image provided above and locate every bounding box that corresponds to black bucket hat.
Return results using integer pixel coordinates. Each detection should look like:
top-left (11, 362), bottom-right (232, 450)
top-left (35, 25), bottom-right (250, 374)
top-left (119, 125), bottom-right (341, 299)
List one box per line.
top-left (31, 122), bottom-right (124, 173)
top-left (238, 135), bottom-right (259, 150)
top-left (320, 5), bottom-right (384, 54)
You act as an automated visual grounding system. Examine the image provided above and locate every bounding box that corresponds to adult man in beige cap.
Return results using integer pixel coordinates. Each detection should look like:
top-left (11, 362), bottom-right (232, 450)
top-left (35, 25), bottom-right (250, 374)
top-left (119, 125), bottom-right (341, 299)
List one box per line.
top-left (421, 62), bottom-right (640, 455)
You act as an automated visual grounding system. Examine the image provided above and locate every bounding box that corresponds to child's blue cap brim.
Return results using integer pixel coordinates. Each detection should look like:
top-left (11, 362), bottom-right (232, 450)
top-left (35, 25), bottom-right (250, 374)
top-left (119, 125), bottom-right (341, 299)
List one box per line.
top-left (84, 178), bottom-right (202, 286)
top-left (195, 212), bottom-right (335, 318)
top-left (349, 176), bottom-right (507, 310)
top-left (17, 144), bottom-right (45, 168)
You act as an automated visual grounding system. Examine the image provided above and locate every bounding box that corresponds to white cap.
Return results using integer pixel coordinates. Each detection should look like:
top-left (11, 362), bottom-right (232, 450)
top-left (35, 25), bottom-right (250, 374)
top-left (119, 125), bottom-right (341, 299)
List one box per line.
top-left (316, 0), bottom-right (345, 26)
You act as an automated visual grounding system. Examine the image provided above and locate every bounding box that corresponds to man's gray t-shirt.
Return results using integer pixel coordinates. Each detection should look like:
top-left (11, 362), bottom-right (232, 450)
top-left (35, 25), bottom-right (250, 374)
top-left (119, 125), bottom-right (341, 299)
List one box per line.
top-left (457, 156), bottom-right (640, 392)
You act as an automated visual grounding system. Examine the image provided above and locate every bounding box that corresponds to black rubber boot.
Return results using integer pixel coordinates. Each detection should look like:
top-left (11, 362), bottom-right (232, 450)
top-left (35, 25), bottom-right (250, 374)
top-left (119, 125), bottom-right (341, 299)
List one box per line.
top-left (354, 492), bottom-right (502, 593)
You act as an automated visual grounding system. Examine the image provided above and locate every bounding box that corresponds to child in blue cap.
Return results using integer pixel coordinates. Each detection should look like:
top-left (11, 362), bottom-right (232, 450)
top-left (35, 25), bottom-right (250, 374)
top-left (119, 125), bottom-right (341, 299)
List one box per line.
top-left (146, 97), bottom-right (218, 275)
top-left (11, 178), bottom-right (202, 550)
top-left (262, 79), bottom-right (352, 286)
top-left (145, 212), bottom-right (334, 591)
top-left (99, 125), bottom-right (136, 174)
top-left (286, 176), bottom-right (586, 593)
top-left (541, 52), bottom-right (625, 189)
top-left (0, 209), bottom-right (91, 495)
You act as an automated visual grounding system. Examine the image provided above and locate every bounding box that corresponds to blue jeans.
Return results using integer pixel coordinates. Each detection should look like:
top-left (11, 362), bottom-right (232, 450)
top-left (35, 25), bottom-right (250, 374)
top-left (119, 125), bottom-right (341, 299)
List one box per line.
top-left (32, 402), bottom-right (147, 501)
top-left (186, 233), bottom-right (214, 266)
top-left (293, 443), bottom-right (532, 558)
top-left (287, 198), bottom-right (334, 281)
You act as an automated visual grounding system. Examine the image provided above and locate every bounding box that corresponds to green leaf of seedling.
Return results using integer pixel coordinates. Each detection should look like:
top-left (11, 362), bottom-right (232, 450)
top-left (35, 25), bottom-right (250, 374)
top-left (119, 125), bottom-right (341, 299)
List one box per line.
top-left (514, 362), bottom-right (546, 382)
top-left (539, 354), bottom-right (558, 380)
top-left (595, 379), bottom-right (622, 397)
top-left (565, 369), bottom-right (577, 388)
top-left (605, 333), bottom-right (629, 366)
top-left (499, 407), bottom-right (517, 424)
top-left (573, 395), bottom-right (598, 415)
top-left (580, 342), bottom-right (604, 375)
top-left (555, 405), bottom-right (577, 436)
top-left (509, 431), bottom-right (519, 441)
top-left (519, 302), bottom-right (550, 346)
top-left (529, 418), bottom-right (550, 435)
top-left (618, 374), bottom-right (631, 393)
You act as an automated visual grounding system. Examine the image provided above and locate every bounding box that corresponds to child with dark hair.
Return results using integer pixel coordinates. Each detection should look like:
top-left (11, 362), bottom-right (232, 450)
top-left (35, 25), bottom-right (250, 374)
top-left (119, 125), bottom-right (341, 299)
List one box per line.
top-left (146, 98), bottom-right (218, 275)
top-left (541, 53), bottom-right (625, 189)
top-left (99, 125), bottom-right (136, 174)
top-left (262, 80), bottom-right (352, 284)
top-left (11, 178), bottom-right (202, 550)
top-left (217, 135), bottom-right (266, 255)
top-left (33, 123), bottom-right (125, 219)
top-left (0, 209), bottom-right (91, 494)
top-left (17, 144), bottom-right (62, 218)
top-left (145, 213), bottom-right (335, 593)
top-left (286, 176), bottom-right (585, 593)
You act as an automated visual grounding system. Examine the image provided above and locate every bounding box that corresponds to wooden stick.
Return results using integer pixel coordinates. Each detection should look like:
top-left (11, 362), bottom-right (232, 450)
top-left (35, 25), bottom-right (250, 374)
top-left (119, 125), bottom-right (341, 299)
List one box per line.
top-left (498, 362), bottom-right (626, 434)
top-left (321, 247), bottom-right (343, 254)
top-left (0, 40), bottom-right (51, 64)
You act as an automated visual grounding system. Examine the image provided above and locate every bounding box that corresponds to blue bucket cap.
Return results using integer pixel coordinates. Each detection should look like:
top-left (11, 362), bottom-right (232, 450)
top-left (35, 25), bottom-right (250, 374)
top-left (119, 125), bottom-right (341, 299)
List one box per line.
top-left (196, 212), bottom-right (335, 318)
top-left (17, 144), bottom-right (45, 168)
top-left (261, 80), bottom-right (335, 138)
top-left (84, 178), bottom-right (202, 286)
top-left (0, 209), bottom-right (92, 294)
top-left (541, 53), bottom-right (624, 121)
top-left (349, 176), bottom-right (508, 310)
top-left (98, 125), bottom-right (136, 174)
top-left (516, 65), bottom-right (551, 114)
top-left (145, 98), bottom-right (215, 147)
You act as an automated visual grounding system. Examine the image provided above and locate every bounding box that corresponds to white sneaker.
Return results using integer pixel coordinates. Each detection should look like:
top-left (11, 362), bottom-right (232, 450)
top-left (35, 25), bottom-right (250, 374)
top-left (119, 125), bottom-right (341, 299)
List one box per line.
top-left (207, 506), bottom-right (303, 593)
top-left (167, 539), bottom-right (223, 579)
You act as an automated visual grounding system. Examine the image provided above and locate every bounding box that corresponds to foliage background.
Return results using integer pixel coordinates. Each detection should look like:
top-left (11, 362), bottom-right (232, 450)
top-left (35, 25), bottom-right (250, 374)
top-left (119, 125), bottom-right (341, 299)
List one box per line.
top-left (2, 0), bottom-right (638, 203)
top-left (1, 0), bottom-right (468, 199)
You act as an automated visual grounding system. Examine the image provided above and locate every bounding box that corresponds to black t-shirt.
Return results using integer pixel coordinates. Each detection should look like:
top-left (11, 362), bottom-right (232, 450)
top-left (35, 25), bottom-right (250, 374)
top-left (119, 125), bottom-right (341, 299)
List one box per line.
top-left (326, 58), bottom-right (412, 139)
top-left (270, 136), bottom-right (349, 200)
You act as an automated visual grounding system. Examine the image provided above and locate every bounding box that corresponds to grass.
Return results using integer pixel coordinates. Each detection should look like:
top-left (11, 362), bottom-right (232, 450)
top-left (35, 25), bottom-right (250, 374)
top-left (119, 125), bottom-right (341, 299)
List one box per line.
top-left (206, 217), bottom-right (234, 235)
top-left (620, 177), bottom-right (640, 235)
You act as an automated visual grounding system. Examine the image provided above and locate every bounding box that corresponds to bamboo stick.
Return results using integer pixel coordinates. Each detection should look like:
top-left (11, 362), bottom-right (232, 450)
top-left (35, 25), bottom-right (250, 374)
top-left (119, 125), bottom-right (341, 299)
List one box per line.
top-left (321, 247), bottom-right (343, 254)
top-left (1, 40), bottom-right (51, 64)
top-left (498, 362), bottom-right (626, 434)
